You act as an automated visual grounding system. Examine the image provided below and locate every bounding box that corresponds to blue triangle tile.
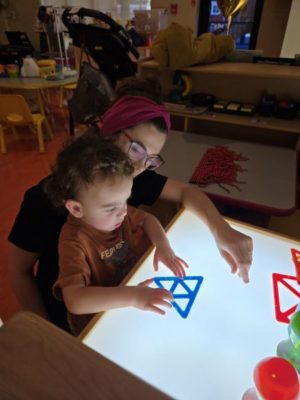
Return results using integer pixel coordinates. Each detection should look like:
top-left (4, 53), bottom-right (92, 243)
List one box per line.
top-left (154, 276), bottom-right (204, 318)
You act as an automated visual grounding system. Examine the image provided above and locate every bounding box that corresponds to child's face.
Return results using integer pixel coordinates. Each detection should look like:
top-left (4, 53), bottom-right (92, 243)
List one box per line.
top-left (75, 175), bottom-right (133, 232)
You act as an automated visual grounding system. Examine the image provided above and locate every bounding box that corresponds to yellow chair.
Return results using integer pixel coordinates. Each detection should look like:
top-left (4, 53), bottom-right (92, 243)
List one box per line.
top-left (59, 80), bottom-right (77, 108)
top-left (0, 94), bottom-right (53, 154)
top-left (59, 47), bottom-right (84, 108)
top-left (37, 59), bottom-right (56, 78)
top-left (37, 59), bottom-right (57, 104)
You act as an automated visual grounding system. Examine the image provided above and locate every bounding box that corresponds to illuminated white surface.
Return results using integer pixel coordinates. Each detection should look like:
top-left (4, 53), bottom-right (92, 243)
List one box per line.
top-left (157, 130), bottom-right (297, 214)
top-left (82, 210), bottom-right (300, 400)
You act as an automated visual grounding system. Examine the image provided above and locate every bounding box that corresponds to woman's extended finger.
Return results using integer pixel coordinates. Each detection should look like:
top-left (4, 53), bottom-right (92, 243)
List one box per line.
top-left (221, 250), bottom-right (238, 274)
top-left (238, 262), bottom-right (251, 283)
top-left (221, 248), bottom-right (251, 283)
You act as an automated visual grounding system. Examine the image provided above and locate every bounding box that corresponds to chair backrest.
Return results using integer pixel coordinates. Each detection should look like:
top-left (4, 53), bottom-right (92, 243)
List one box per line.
top-left (0, 94), bottom-right (34, 125)
top-left (37, 59), bottom-right (56, 78)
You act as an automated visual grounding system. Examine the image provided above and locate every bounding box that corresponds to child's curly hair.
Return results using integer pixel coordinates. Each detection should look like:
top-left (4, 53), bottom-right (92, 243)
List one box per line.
top-left (45, 133), bottom-right (134, 208)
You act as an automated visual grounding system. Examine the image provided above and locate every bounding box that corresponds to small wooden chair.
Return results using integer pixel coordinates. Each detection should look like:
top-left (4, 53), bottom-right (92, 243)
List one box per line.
top-left (59, 80), bottom-right (77, 108)
top-left (0, 94), bottom-right (53, 153)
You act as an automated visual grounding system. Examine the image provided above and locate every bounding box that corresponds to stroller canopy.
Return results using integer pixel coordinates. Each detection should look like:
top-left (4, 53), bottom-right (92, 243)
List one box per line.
top-left (62, 7), bottom-right (139, 86)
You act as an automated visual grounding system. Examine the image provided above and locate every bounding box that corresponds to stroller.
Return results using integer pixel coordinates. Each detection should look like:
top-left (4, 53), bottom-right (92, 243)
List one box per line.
top-left (61, 8), bottom-right (140, 130)
top-left (62, 7), bottom-right (139, 87)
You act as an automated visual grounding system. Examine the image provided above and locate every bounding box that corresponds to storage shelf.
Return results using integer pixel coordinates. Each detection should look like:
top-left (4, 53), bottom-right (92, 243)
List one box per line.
top-left (139, 60), bottom-right (300, 150)
top-left (168, 109), bottom-right (300, 134)
top-left (139, 60), bottom-right (300, 81)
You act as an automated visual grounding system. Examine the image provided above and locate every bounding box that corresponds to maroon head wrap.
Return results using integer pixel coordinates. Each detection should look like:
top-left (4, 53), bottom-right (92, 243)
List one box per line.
top-left (101, 95), bottom-right (171, 135)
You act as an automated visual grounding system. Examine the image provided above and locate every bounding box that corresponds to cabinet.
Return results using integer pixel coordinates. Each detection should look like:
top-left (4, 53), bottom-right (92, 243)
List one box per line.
top-left (138, 60), bottom-right (300, 150)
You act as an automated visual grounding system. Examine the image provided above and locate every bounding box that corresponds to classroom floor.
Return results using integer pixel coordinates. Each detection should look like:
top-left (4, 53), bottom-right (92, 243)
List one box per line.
top-left (0, 98), bottom-right (299, 323)
top-left (0, 95), bottom-right (72, 321)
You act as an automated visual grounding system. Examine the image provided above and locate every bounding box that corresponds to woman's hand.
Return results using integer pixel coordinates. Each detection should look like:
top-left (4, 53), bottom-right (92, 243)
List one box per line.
top-left (161, 181), bottom-right (253, 283)
top-left (133, 278), bottom-right (174, 315)
top-left (214, 223), bottom-right (253, 283)
top-left (153, 243), bottom-right (189, 278)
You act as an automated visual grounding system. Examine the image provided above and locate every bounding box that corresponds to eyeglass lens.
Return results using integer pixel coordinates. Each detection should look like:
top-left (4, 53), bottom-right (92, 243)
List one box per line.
top-left (128, 141), bottom-right (163, 170)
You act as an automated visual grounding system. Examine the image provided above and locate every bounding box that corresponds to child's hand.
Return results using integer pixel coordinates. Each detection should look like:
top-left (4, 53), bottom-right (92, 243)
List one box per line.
top-left (153, 245), bottom-right (189, 278)
top-left (132, 278), bottom-right (173, 315)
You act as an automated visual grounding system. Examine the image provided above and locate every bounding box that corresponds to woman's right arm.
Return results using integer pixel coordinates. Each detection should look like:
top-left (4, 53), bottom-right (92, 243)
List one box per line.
top-left (7, 243), bottom-right (50, 319)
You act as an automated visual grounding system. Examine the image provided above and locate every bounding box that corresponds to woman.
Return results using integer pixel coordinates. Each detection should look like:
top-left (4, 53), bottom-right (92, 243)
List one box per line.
top-left (8, 81), bottom-right (253, 331)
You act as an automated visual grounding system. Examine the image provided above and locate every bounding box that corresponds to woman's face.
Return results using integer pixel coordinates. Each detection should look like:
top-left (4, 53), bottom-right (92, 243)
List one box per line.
top-left (114, 123), bottom-right (167, 177)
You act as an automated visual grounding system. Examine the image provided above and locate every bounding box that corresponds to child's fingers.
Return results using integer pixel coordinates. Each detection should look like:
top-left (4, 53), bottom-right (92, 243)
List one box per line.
top-left (147, 305), bottom-right (166, 315)
top-left (146, 294), bottom-right (173, 315)
top-left (153, 253), bottom-right (159, 271)
top-left (155, 288), bottom-right (173, 301)
top-left (153, 298), bottom-right (173, 309)
top-left (166, 258), bottom-right (188, 278)
top-left (174, 264), bottom-right (186, 278)
top-left (176, 257), bottom-right (189, 269)
top-left (138, 278), bottom-right (154, 287)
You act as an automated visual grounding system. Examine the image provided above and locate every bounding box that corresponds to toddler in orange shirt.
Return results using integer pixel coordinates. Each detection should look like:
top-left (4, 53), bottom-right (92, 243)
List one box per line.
top-left (46, 134), bottom-right (188, 335)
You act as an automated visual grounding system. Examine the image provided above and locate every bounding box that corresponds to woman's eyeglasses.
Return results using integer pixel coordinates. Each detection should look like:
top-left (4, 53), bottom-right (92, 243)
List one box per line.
top-left (122, 132), bottom-right (165, 171)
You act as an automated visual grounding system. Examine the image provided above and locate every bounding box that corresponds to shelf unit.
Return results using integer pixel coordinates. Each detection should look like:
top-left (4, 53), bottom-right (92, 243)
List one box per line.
top-left (138, 60), bottom-right (300, 150)
top-left (167, 109), bottom-right (300, 135)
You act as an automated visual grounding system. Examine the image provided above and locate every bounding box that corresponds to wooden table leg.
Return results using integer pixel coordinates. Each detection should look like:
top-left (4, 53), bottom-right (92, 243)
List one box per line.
top-left (69, 111), bottom-right (75, 137)
top-left (37, 89), bottom-right (54, 137)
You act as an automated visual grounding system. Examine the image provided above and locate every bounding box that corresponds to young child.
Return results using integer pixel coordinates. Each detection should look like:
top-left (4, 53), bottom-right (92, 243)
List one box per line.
top-left (46, 134), bottom-right (188, 335)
